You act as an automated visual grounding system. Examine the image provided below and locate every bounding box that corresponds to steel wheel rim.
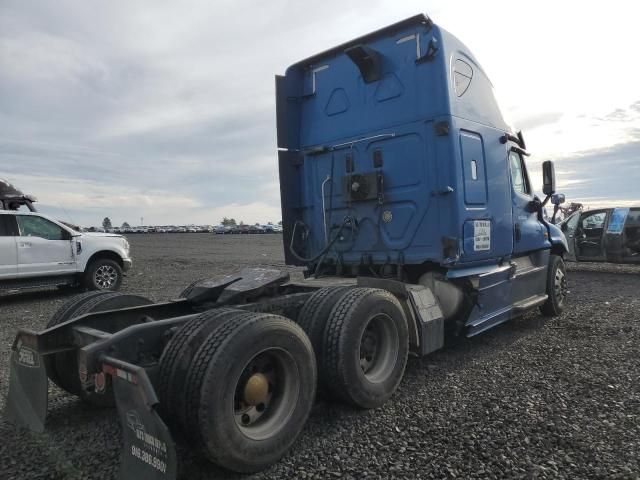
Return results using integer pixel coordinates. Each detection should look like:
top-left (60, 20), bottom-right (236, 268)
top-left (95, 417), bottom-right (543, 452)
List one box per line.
top-left (359, 313), bottom-right (399, 383)
top-left (233, 348), bottom-right (300, 441)
top-left (94, 265), bottom-right (118, 289)
top-left (554, 267), bottom-right (567, 307)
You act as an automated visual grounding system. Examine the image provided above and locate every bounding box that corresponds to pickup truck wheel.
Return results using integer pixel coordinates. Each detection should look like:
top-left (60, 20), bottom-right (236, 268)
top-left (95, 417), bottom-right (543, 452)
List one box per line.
top-left (322, 288), bottom-right (408, 409)
top-left (184, 312), bottom-right (316, 473)
top-left (297, 286), bottom-right (352, 392)
top-left (84, 258), bottom-right (123, 291)
top-left (51, 293), bottom-right (152, 407)
top-left (158, 308), bottom-right (245, 434)
top-left (540, 255), bottom-right (567, 316)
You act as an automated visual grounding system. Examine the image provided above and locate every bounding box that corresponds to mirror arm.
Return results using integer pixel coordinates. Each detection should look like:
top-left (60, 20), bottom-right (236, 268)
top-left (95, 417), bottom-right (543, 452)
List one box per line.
top-left (551, 204), bottom-right (560, 224)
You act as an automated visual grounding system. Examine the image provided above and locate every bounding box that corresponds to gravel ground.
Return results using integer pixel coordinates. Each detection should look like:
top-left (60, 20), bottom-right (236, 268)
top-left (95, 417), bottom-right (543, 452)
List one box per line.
top-left (1, 234), bottom-right (639, 479)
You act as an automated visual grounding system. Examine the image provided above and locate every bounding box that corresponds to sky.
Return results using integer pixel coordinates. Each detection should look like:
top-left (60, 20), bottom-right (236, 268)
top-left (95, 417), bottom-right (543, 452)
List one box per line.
top-left (1, 0), bottom-right (639, 227)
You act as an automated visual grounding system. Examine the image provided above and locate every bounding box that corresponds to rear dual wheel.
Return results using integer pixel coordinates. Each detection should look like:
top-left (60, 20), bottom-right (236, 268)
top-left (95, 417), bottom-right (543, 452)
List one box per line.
top-left (45, 291), bottom-right (152, 407)
top-left (159, 310), bottom-right (316, 473)
top-left (297, 286), bottom-right (409, 409)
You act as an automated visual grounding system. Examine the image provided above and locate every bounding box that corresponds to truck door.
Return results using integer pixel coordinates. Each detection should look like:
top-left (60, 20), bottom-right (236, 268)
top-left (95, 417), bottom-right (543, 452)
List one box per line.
top-left (0, 215), bottom-right (18, 279)
top-left (508, 150), bottom-right (545, 255)
top-left (575, 210), bottom-right (607, 261)
top-left (15, 214), bottom-right (76, 277)
top-left (560, 212), bottom-right (580, 261)
top-left (621, 208), bottom-right (640, 263)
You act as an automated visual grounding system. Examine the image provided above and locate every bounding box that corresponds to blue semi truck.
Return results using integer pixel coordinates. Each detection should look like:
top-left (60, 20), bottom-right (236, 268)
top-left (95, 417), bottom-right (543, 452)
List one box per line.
top-left (5, 14), bottom-right (568, 479)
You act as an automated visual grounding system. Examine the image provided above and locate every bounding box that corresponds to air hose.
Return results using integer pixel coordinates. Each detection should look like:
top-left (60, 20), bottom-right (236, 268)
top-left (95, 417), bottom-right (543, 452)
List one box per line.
top-left (288, 218), bottom-right (351, 264)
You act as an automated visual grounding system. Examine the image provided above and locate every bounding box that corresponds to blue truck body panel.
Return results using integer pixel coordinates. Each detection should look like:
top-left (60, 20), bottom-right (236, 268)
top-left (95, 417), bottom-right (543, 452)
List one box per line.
top-left (277, 14), bottom-right (564, 275)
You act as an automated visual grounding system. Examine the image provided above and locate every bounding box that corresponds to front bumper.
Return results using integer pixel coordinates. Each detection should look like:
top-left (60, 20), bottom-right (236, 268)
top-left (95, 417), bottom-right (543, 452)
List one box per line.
top-left (123, 258), bottom-right (133, 272)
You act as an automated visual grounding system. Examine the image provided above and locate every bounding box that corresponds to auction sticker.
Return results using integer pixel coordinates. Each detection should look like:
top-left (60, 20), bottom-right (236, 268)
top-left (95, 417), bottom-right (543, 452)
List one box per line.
top-left (473, 220), bottom-right (491, 251)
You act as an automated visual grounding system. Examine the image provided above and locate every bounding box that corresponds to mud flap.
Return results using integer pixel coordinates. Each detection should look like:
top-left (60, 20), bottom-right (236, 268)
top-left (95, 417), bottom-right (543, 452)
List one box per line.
top-left (3, 333), bottom-right (48, 433)
top-left (102, 357), bottom-right (177, 480)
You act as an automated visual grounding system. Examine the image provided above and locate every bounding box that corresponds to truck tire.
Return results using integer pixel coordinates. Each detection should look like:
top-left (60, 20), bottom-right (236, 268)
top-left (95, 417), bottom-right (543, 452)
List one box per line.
top-left (84, 258), bottom-right (123, 291)
top-left (52, 293), bottom-right (152, 407)
top-left (540, 255), bottom-right (567, 316)
top-left (184, 312), bottom-right (316, 473)
top-left (44, 291), bottom-right (115, 388)
top-left (322, 288), bottom-right (408, 409)
top-left (157, 308), bottom-right (245, 433)
top-left (179, 279), bottom-right (204, 298)
top-left (297, 286), bottom-right (352, 391)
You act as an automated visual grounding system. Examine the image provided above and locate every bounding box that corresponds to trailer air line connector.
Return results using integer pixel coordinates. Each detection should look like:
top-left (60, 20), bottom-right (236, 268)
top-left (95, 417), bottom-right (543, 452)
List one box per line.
top-left (288, 217), bottom-right (352, 265)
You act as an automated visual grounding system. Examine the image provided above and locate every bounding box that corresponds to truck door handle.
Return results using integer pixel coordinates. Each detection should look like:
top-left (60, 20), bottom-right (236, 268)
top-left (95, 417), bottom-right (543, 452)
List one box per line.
top-left (18, 242), bottom-right (32, 248)
top-left (514, 223), bottom-right (521, 242)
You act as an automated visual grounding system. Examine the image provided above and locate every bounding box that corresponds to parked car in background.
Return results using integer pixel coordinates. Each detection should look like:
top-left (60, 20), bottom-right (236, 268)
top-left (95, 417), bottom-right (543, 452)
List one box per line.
top-left (560, 207), bottom-right (640, 263)
top-left (0, 210), bottom-right (132, 292)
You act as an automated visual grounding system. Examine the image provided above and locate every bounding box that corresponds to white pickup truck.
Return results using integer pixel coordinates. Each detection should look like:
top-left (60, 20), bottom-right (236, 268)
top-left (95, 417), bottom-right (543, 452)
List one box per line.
top-left (0, 210), bottom-right (132, 292)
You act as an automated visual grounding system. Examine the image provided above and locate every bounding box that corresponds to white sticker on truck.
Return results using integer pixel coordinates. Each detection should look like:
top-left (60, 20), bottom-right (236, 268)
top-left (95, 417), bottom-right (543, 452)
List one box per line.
top-left (473, 220), bottom-right (491, 251)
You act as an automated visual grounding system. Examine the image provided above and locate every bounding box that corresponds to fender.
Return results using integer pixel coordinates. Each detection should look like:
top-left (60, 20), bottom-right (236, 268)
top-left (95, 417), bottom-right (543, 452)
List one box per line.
top-left (545, 221), bottom-right (568, 255)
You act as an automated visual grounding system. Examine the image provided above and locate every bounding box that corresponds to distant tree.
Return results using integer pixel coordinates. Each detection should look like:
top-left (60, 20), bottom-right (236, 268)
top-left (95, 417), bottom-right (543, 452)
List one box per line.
top-left (122, 222), bottom-right (130, 229)
top-left (255, 222), bottom-right (260, 226)
top-left (278, 220), bottom-right (282, 226)
top-left (221, 217), bottom-right (237, 227)
top-left (239, 220), bottom-right (245, 226)
top-left (102, 217), bottom-right (112, 230)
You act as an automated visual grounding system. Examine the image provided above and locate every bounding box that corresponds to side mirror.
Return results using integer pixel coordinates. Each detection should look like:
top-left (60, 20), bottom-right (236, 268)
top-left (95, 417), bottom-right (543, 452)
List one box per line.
top-left (542, 160), bottom-right (556, 195)
top-left (551, 193), bottom-right (565, 205)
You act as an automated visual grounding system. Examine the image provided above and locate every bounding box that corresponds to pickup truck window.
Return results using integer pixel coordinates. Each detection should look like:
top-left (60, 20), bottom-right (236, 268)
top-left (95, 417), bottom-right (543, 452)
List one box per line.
top-left (0, 215), bottom-right (18, 236)
top-left (16, 215), bottom-right (68, 241)
top-left (0, 216), bottom-right (10, 236)
top-left (581, 212), bottom-right (606, 229)
top-left (508, 151), bottom-right (530, 195)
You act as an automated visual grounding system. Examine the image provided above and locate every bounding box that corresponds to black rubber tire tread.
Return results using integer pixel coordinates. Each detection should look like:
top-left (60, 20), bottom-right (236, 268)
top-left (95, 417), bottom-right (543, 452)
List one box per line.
top-left (53, 293), bottom-right (152, 407)
top-left (296, 286), bottom-right (352, 391)
top-left (184, 312), bottom-right (316, 473)
top-left (83, 258), bottom-right (123, 291)
top-left (182, 311), bottom-right (258, 446)
top-left (44, 291), bottom-right (114, 388)
top-left (52, 292), bottom-right (124, 395)
top-left (47, 291), bottom-right (115, 329)
top-left (157, 307), bottom-right (244, 432)
top-left (179, 279), bottom-right (204, 298)
top-left (540, 254), bottom-right (566, 317)
top-left (322, 287), bottom-right (408, 409)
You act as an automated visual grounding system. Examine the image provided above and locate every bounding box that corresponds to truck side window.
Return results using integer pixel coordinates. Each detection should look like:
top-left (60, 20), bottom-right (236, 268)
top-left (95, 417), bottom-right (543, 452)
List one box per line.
top-left (16, 215), bottom-right (67, 241)
top-left (564, 212), bottom-right (580, 231)
top-left (508, 151), bottom-right (530, 195)
top-left (581, 212), bottom-right (606, 230)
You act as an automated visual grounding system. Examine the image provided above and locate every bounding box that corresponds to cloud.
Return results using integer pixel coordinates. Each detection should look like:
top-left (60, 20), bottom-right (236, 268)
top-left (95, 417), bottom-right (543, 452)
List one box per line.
top-left (1, 0), bottom-right (639, 227)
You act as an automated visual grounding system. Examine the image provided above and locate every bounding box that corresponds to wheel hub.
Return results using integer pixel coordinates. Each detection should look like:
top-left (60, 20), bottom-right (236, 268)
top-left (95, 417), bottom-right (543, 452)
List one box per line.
top-left (243, 373), bottom-right (269, 406)
top-left (94, 265), bottom-right (117, 289)
top-left (555, 268), bottom-right (567, 305)
top-left (360, 326), bottom-right (379, 373)
top-left (233, 349), bottom-right (301, 440)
